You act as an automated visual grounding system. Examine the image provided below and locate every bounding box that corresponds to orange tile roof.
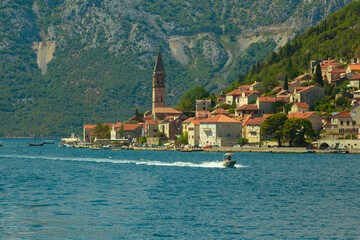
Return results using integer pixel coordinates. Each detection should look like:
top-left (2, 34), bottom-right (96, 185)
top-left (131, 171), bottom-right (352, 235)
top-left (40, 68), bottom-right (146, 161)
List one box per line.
top-left (287, 112), bottom-right (316, 119)
top-left (262, 114), bottom-right (273, 119)
top-left (297, 84), bottom-right (322, 93)
top-left (294, 102), bottom-right (309, 108)
top-left (196, 110), bottom-right (211, 117)
top-left (289, 80), bottom-right (299, 86)
top-left (153, 107), bottom-right (182, 114)
top-left (144, 114), bottom-right (153, 120)
top-left (211, 108), bottom-right (229, 115)
top-left (348, 63), bottom-right (360, 71)
top-left (272, 86), bottom-right (283, 92)
top-left (201, 114), bottom-right (241, 123)
top-left (145, 120), bottom-right (160, 125)
top-left (258, 97), bottom-right (275, 102)
top-left (226, 89), bottom-right (243, 96)
top-left (350, 73), bottom-right (360, 80)
top-left (276, 95), bottom-right (290, 102)
top-left (245, 117), bottom-right (266, 126)
top-left (239, 85), bottom-right (251, 90)
top-left (236, 104), bottom-right (259, 111)
top-left (84, 124), bottom-right (97, 129)
top-left (182, 117), bottom-right (196, 124)
top-left (331, 68), bottom-right (346, 73)
top-left (332, 111), bottom-right (351, 118)
top-left (124, 124), bottom-right (142, 131)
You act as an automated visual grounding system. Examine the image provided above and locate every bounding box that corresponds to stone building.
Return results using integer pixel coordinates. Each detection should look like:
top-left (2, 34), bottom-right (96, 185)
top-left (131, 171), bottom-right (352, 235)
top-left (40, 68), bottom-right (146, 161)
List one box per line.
top-left (199, 114), bottom-right (242, 147)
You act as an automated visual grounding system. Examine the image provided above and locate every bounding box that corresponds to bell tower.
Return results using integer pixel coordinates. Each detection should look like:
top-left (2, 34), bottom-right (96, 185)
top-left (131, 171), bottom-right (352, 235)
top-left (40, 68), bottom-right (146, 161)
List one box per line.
top-left (152, 49), bottom-right (165, 118)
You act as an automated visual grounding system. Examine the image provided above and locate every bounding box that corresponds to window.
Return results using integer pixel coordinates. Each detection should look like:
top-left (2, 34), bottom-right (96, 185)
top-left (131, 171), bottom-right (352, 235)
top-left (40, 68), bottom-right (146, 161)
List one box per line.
top-left (341, 121), bottom-right (343, 125)
top-left (347, 121), bottom-right (350, 126)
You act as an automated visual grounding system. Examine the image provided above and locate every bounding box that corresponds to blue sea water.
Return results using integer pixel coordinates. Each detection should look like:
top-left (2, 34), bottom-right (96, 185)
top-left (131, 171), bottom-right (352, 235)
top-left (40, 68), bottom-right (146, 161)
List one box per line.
top-left (0, 139), bottom-right (359, 239)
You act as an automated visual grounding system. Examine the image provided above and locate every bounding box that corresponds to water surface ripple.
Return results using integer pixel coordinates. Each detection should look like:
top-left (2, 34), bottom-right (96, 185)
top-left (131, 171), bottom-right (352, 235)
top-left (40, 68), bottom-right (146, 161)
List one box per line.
top-left (0, 139), bottom-right (359, 239)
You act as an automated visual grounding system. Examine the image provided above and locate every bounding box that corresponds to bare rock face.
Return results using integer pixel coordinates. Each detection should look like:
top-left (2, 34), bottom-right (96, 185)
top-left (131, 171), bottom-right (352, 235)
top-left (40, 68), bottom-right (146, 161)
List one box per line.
top-left (201, 39), bottom-right (227, 67)
top-left (33, 41), bottom-right (56, 75)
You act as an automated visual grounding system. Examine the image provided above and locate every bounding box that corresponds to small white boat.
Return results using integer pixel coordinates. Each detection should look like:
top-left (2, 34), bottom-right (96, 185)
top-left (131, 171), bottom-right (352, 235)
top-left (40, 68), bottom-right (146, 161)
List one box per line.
top-left (221, 153), bottom-right (236, 168)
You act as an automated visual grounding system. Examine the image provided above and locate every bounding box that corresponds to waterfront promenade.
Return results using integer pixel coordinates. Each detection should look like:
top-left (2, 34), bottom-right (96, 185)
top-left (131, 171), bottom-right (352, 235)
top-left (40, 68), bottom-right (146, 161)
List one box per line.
top-left (131, 146), bottom-right (360, 154)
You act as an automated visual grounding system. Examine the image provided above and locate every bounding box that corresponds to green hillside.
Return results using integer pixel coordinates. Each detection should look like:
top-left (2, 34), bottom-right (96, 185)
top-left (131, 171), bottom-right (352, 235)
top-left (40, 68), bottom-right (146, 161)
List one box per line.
top-left (0, 0), bottom-right (355, 137)
top-left (234, 1), bottom-right (360, 92)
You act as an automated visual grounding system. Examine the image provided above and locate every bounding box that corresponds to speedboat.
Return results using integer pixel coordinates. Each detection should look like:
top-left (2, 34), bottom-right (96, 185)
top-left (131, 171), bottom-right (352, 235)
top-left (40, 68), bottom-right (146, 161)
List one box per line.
top-left (221, 153), bottom-right (236, 168)
top-left (221, 160), bottom-right (237, 168)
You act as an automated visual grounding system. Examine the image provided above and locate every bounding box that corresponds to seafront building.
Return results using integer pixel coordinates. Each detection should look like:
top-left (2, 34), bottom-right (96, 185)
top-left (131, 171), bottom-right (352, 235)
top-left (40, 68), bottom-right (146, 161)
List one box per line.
top-left (83, 53), bottom-right (360, 148)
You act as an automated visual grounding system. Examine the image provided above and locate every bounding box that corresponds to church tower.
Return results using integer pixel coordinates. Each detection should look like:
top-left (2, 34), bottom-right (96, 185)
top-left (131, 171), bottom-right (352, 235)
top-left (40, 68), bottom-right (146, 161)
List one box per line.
top-left (152, 49), bottom-right (166, 118)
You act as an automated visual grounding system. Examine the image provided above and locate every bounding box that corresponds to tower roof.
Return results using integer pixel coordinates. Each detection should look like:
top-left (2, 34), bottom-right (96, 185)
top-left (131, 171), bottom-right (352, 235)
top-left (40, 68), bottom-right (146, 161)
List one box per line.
top-left (154, 49), bottom-right (165, 73)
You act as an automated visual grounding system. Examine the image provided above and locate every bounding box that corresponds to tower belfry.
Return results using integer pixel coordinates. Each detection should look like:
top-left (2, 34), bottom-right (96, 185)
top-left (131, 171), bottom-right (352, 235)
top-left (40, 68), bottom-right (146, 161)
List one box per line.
top-left (152, 49), bottom-right (166, 118)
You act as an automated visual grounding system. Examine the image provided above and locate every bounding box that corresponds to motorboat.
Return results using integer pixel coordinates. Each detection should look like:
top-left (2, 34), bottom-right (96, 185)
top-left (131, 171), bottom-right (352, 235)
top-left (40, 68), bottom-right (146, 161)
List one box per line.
top-left (221, 153), bottom-right (236, 168)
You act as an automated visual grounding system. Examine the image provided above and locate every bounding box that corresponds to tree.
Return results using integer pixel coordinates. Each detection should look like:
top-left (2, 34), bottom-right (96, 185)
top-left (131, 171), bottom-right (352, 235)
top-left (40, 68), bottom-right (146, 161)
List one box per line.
top-left (282, 118), bottom-right (317, 146)
top-left (156, 131), bottom-right (165, 138)
top-left (237, 137), bottom-right (249, 146)
top-left (118, 125), bottom-right (124, 138)
top-left (261, 113), bottom-right (288, 146)
top-left (312, 63), bottom-right (324, 86)
top-left (283, 75), bottom-right (288, 90)
top-left (135, 108), bottom-right (141, 117)
top-left (178, 86), bottom-right (210, 112)
top-left (178, 132), bottom-right (188, 145)
top-left (94, 122), bottom-right (110, 139)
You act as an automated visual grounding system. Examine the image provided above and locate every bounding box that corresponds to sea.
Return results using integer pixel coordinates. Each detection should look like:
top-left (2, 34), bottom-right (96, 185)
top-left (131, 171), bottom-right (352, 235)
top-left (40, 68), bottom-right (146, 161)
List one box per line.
top-left (0, 138), bottom-right (359, 239)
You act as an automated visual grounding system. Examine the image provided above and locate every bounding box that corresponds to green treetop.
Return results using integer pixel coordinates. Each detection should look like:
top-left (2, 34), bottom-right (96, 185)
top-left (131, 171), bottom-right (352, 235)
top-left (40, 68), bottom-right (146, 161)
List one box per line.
top-left (261, 113), bottom-right (288, 146)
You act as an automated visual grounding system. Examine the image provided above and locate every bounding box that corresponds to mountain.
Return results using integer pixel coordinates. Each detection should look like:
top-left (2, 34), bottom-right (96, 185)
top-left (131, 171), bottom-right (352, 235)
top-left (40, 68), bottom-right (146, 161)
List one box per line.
top-left (0, 0), bottom-right (355, 137)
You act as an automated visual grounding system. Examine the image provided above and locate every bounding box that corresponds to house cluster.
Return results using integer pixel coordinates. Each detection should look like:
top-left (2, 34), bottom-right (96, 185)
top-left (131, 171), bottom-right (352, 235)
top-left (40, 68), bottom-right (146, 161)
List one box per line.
top-left (83, 53), bottom-right (360, 147)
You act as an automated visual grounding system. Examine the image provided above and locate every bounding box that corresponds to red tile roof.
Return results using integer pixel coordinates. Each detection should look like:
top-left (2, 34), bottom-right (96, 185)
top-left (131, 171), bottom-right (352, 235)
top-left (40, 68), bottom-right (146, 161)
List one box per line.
top-left (211, 108), bottom-right (229, 115)
top-left (239, 85), bottom-right (251, 90)
top-left (258, 97), bottom-right (275, 102)
top-left (245, 117), bottom-right (266, 126)
top-left (144, 114), bottom-right (153, 120)
top-left (297, 84), bottom-right (322, 93)
top-left (153, 107), bottom-right (182, 114)
top-left (272, 86), bottom-right (283, 92)
top-left (124, 124), bottom-right (142, 131)
top-left (350, 73), bottom-right (360, 80)
top-left (182, 117), bottom-right (196, 124)
top-left (289, 80), bottom-right (299, 86)
top-left (262, 114), bottom-right (273, 119)
top-left (236, 104), bottom-right (259, 111)
top-left (84, 124), bottom-right (97, 129)
top-left (294, 102), bottom-right (309, 108)
top-left (196, 111), bottom-right (210, 117)
top-left (226, 89), bottom-right (243, 96)
top-left (201, 114), bottom-right (241, 123)
top-left (332, 111), bottom-right (351, 118)
top-left (331, 68), bottom-right (346, 73)
top-left (145, 120), bottom-right (160, 125)
top-left (287, 112), bottom-right (316, 119)
top-left (348, 63), bottom-right (360, 71)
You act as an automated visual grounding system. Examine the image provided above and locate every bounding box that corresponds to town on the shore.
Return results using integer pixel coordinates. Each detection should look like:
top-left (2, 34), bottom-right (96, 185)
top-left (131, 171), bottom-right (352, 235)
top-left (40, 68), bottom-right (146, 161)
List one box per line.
top-left (79, 50), bottom-right (360, 151)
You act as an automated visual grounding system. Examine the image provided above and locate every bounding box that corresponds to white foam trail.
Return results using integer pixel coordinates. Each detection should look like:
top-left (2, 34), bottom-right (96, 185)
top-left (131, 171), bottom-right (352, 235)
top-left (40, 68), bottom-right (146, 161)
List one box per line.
top-left (0, 154), bottom-right (247, 168)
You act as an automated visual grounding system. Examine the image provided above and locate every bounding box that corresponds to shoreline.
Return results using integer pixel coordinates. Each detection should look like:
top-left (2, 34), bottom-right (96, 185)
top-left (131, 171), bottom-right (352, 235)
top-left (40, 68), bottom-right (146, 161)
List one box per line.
top-left (131, 146), bottom-right (360, 154)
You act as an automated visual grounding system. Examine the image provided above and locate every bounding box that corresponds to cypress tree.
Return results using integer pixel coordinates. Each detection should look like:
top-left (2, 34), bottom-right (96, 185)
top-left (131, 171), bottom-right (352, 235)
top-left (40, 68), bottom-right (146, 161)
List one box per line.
top-left (283, 75), bottom-right (289, 90)
top-left (313, 63), bottom-right (324, 86)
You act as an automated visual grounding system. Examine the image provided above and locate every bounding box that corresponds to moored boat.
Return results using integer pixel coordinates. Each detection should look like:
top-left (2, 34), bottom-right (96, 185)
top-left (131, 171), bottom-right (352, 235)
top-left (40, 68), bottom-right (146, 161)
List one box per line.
top-left (28, 142), bottom-right (44, 147)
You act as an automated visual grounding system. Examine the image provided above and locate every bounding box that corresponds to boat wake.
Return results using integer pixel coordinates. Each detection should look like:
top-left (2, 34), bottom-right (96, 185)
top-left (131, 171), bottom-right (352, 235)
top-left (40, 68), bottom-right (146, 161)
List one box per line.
top-left (0, 154), bottom-right (247, 168)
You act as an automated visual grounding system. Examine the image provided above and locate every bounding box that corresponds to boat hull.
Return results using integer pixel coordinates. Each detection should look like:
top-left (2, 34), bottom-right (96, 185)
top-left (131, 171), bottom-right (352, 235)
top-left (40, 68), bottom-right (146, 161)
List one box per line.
top-left (221, 160), bottom-right (236, 168)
